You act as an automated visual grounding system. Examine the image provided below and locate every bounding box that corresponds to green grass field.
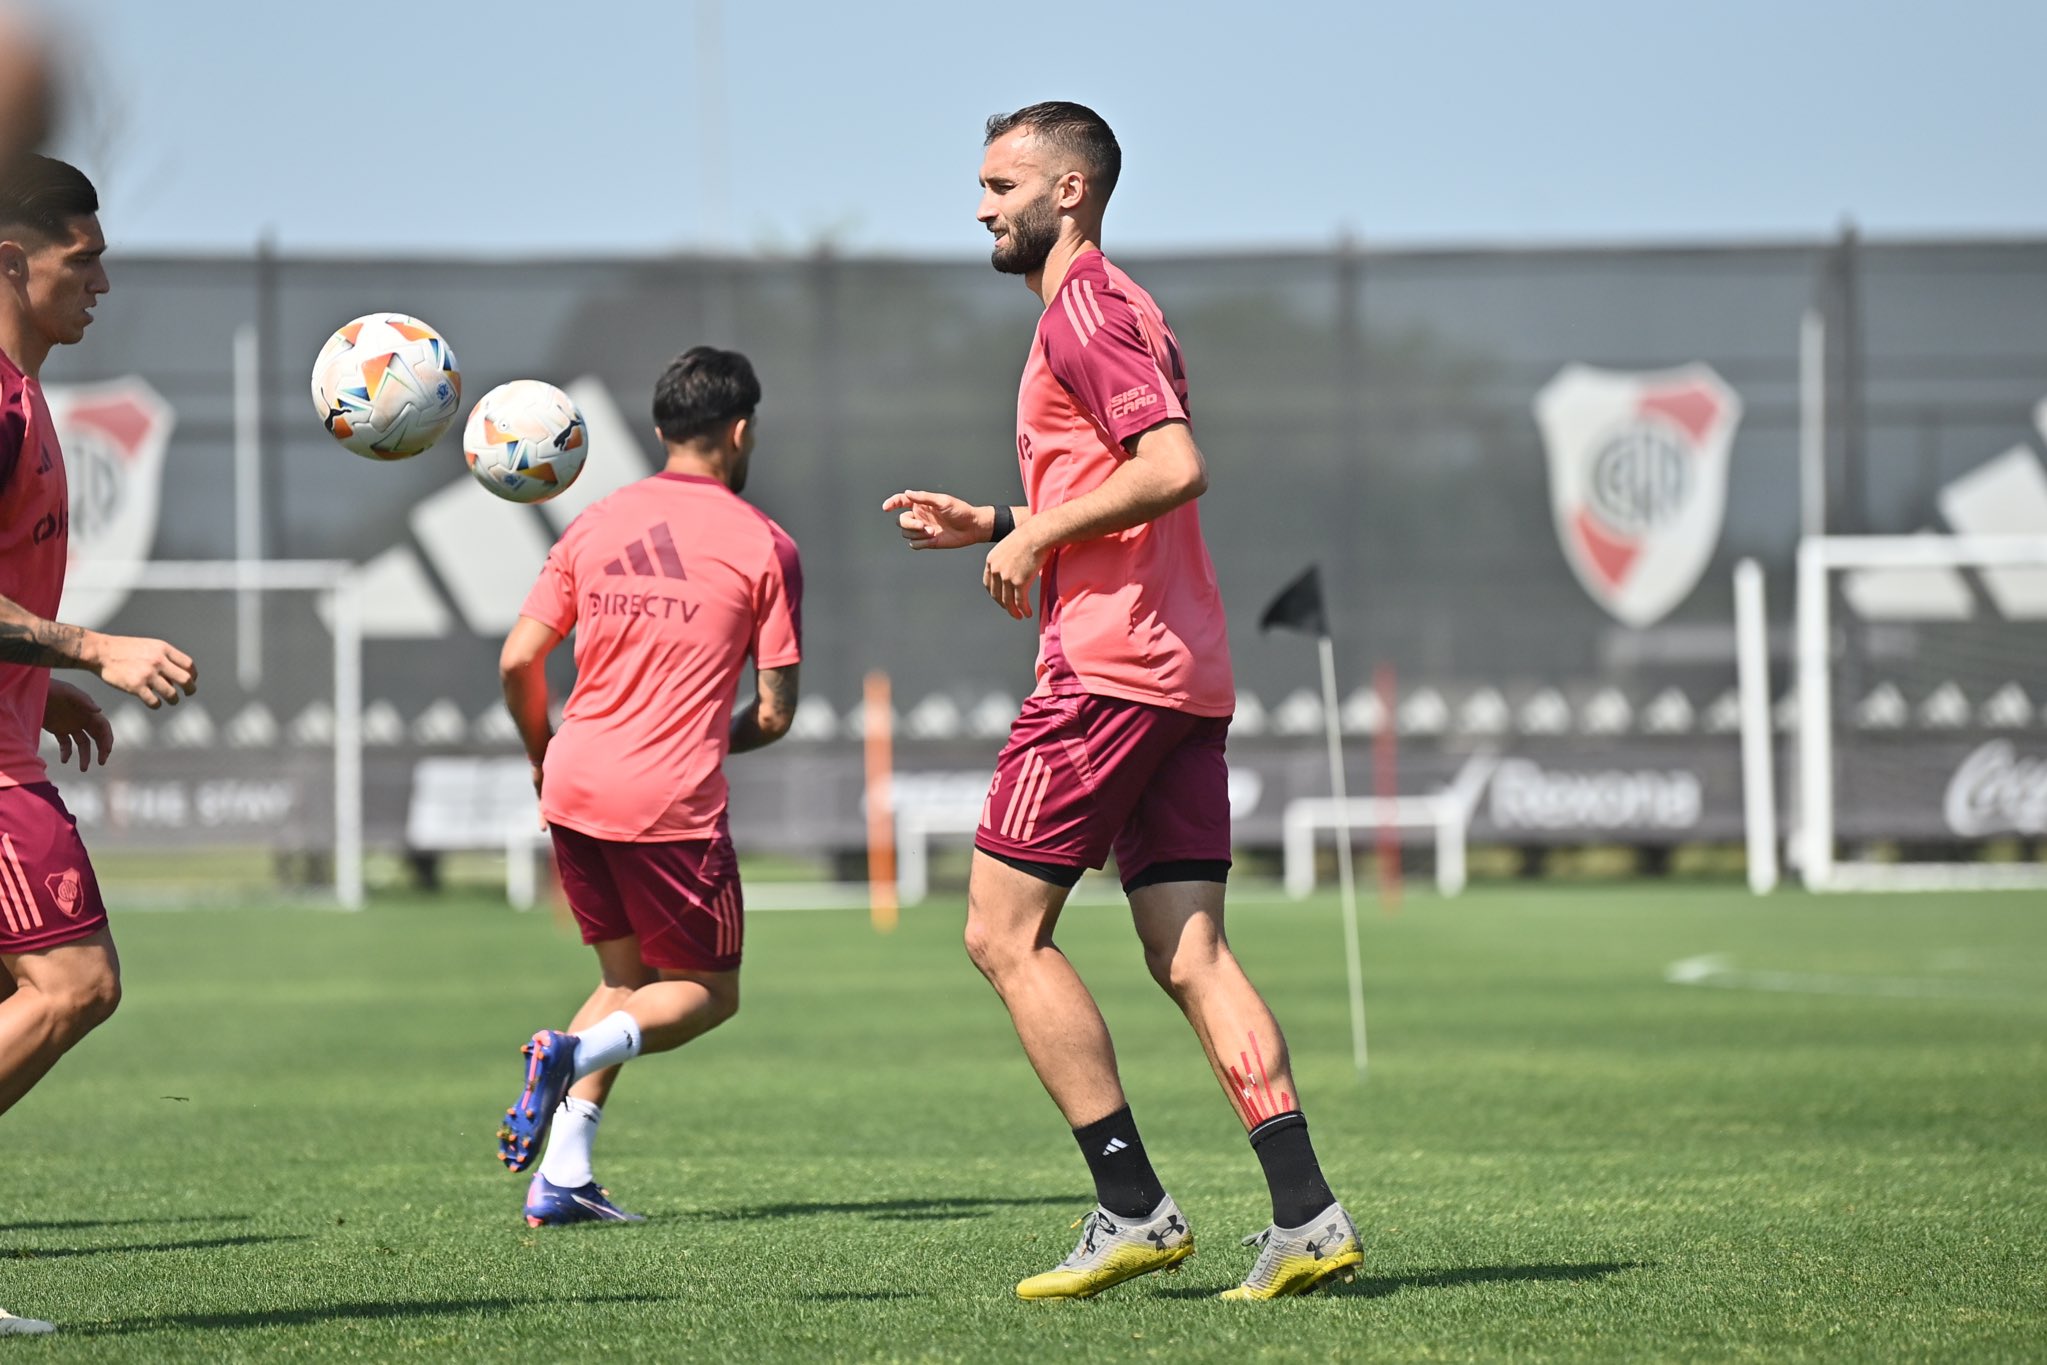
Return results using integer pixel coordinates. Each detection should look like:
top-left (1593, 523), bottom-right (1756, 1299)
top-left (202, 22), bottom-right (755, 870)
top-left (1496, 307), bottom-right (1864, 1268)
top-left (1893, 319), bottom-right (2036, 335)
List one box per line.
top-left (1, 884), bottom-right (2043, 1361)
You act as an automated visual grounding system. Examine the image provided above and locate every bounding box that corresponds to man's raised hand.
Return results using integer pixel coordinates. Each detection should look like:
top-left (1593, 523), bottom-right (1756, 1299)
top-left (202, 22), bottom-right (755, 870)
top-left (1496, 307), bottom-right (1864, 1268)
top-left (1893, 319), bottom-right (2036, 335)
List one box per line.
top-left (882, 490), bottom-right (989, 550)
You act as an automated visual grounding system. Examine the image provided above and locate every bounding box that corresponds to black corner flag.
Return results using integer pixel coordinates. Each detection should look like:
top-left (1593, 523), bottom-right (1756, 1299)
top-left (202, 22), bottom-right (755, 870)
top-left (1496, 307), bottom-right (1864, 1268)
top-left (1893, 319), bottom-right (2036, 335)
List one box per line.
top-left (1259, 565), bottom-right (1329, 638)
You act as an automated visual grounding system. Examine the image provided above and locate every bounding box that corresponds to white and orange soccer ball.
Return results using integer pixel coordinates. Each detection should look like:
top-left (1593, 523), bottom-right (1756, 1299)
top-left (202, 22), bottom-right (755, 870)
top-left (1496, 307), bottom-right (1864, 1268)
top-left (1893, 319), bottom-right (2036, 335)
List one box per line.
top-left (463, 380), bottom-right (588, 504)
top-left (309, 313), bottom-right (462, 460)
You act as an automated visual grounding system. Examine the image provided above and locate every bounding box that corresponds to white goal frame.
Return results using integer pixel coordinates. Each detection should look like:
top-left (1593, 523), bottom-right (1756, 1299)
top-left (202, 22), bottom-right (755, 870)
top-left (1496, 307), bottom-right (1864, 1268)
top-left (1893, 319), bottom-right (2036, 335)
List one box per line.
top-left (1796, 534), bottom-right (2047, 892)
top-left (63, 561), bottom-right (366, 908)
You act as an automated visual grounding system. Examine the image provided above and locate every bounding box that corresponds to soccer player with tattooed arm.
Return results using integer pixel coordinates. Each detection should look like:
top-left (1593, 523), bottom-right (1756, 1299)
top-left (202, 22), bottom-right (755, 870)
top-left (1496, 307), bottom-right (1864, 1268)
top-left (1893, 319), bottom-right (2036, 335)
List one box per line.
top-left (490, 347), bottom-right (802, 1228)
top-left (0, 155), bottom-right (200, 1336)
top-left (885, 102), bottom-right (1362, 1301)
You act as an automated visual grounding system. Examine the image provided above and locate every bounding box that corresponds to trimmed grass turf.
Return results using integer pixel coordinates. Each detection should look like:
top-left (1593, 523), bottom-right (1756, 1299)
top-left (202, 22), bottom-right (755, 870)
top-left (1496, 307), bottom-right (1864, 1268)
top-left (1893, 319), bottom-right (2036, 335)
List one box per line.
top-left (0, 884), bottom-right (2042, 1361)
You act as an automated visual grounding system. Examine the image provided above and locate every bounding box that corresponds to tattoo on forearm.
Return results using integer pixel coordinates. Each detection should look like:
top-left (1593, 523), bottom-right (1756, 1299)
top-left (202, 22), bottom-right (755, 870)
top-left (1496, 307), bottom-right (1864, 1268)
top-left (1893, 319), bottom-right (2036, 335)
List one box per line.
top-left (763, 668), bottom-right (798, 722)
top-left (0, 613), bottom-right (86, 668)
top-left (730, 667), bottom-right (799, 754)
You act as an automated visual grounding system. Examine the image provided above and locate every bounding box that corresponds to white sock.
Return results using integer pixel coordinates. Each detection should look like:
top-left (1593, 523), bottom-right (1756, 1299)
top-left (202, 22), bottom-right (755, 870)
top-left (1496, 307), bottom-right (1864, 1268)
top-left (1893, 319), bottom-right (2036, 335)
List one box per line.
top-left (571, 1011), bottom-right (642, 1078)
top-left (538, 1097), bottom-right (602, 1188)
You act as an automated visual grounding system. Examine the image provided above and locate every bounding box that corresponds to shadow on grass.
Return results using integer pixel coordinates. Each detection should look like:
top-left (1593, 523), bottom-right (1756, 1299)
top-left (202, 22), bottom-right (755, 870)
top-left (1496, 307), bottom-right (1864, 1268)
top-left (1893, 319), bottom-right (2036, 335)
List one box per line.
top-left (5, 1234), bottom-right (308, 1261)
top-left (1151, 1260), bottom-right (1646, 1301)
top-left (0, 1213), bottom-right (253, 1233)
top-left (696, 1195), bottom-right (1076, 1223)
top-left (802, 1291), bottom-right (923, 1302)
top-left (75, 1293), bottom-right (674, 1336)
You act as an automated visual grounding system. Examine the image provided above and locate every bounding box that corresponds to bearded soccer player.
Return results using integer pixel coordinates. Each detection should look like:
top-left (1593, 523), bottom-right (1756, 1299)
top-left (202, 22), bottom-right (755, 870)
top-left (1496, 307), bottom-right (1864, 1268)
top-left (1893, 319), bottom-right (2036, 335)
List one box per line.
top-left (492, 346), bottom-right (801, 1226)
top-left (883, 103), bottom-right (1361, 1301)
top-left (0, 155), bottom-right (200, 1335)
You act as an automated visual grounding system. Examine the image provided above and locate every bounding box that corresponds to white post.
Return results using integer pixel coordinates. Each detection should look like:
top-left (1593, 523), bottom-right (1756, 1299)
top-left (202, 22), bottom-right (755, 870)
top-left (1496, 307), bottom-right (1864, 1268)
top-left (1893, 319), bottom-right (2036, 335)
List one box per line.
top-left (1733, 559), bottom-right (1779, 894)
top-left (1795, 539), bottom-right (1833, 890)
top-left (332, 571), bottom-right (365, 909)
top-left (1800, 309), bottom-right (1826, 540)
top-left (1283, 804), bottom-right (1316, 900)
top-left (895, 810), bottom-right (929, 909)
top-left (1434, 799), bottom-right (1466, 896)
top-left (233, 323), bottom-right (263, 690)
top-left (505, 824), bottom-right (537, 911)
top-left (1317, 635), bottom-right (1368, 1076)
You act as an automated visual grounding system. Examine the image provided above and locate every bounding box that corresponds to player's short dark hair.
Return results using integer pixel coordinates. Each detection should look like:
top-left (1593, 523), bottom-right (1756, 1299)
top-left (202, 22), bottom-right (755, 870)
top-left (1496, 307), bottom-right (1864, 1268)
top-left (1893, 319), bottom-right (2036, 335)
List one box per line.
top-left (653, 346), bottom-right (761, 445)
top-left (984, 101), bottom-right (1121, 203)
top-left (0, 154), bottom-right (98, 241)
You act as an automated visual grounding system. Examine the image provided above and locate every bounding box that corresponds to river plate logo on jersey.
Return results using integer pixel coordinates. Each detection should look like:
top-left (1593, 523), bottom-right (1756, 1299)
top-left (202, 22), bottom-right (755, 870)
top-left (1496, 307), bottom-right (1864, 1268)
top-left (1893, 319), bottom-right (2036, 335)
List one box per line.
top-left (47, 378), bottom-right (176, 630)
top-left (1534, 364), bottom-right (1741, 628)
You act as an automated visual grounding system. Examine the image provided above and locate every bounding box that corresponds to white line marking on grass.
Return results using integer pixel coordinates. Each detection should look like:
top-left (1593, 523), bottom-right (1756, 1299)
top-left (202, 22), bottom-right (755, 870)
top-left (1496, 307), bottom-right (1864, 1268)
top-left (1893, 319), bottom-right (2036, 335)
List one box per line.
top-left (1665, 953), bottom-right (2036, 1000)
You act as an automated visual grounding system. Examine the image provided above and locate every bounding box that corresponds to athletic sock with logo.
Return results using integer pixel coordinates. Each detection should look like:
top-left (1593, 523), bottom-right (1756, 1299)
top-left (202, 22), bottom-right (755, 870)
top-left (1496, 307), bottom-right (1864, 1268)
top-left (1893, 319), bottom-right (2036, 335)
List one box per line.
top-left (1073, 1106), bottom-right (1169, 1220)
top-left (538, 1097), bottom-right (602, 1188)
top-left (570, 1011), bottom-right (642, 1079)
top-left (1248, 1111), bottom-right (1337, 1228)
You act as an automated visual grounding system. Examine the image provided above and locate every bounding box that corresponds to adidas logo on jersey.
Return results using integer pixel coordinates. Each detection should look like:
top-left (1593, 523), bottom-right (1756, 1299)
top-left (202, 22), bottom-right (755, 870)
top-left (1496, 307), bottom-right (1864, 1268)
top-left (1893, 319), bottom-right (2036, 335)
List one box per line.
top-left (602, 523), bottom-right (688, 580)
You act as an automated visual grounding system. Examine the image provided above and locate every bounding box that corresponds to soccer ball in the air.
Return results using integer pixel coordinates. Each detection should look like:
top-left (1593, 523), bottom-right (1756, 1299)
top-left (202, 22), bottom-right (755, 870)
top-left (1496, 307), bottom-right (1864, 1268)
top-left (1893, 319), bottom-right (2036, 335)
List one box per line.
top-left (309, 313), bottom-right (462, 459)
top-left (464, 380), bottom-right (589, 504)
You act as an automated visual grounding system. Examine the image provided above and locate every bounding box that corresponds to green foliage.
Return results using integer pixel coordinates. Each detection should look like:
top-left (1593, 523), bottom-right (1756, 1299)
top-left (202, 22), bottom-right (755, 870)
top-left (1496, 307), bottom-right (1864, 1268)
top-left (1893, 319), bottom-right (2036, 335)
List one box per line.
top-left (0, 885), bottom-right (2042, 1361)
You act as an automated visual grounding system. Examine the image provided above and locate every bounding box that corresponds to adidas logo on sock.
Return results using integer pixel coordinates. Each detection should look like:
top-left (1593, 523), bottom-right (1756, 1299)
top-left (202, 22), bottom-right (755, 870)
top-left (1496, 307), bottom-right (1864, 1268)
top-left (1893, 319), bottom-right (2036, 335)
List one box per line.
top-left (1101, 1138), bottom-right (1129, 1156)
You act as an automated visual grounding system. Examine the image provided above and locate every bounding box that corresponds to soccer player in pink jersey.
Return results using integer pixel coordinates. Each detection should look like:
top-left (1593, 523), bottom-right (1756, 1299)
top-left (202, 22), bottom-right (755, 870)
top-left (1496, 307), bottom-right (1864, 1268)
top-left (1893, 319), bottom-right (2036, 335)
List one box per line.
top-left (492, 347), bottom-right (802, 1227)
top-left (884, 103), bottom-right (1362, 1300)
top-left (0, 155), bottom-right (201, 1336)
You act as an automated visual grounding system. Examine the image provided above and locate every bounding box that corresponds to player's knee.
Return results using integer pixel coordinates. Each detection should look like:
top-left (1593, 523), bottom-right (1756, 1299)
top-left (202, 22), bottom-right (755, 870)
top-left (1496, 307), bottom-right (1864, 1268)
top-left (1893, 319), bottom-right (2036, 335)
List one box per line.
top-left (1141, 934), bottom-right (1223, 1001)
top-left (703, 976), bottom-right (740, 1029)
top-left (52, 966), bottom-right (120, 1035)
top-left (961, 913), bottom-right (1015, 980)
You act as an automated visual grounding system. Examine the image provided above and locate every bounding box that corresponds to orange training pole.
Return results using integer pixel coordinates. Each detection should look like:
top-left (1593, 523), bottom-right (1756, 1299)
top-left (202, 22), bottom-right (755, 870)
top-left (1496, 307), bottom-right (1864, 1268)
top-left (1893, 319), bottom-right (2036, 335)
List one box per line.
top-left (863, 670), bottom-right (898, 932)
top-left (1373, 663), bottom-right (1402, 913)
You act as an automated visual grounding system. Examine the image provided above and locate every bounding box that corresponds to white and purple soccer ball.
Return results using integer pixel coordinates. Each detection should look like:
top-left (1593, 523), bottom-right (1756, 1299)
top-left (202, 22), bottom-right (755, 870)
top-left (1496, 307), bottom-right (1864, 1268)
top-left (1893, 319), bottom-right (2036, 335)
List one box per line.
top-left (463, 380), bottom-right (589, 504)
top-left (309, 312), bottom-right (462, 460)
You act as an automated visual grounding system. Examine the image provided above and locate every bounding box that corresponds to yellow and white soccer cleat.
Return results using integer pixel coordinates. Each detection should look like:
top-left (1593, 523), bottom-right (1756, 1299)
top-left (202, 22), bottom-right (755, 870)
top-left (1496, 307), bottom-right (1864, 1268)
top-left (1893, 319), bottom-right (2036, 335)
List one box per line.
top-left (1015, 1195), bottom-right (1195, 1301)
top-left (1219, 1202), bottom-right (1364, 1300)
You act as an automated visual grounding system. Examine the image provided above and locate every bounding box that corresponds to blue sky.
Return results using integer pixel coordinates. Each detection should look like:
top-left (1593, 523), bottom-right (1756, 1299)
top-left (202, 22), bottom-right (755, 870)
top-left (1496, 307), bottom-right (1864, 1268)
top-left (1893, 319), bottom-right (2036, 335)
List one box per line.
top-left (47, 0), bottom-right (2047, 256)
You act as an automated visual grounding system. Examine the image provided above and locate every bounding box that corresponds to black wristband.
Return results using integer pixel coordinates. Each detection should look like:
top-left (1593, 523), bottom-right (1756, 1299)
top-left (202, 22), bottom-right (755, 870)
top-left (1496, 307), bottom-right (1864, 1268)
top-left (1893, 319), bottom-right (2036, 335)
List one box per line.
top-left (990, 505), bottom-right (1016, 543)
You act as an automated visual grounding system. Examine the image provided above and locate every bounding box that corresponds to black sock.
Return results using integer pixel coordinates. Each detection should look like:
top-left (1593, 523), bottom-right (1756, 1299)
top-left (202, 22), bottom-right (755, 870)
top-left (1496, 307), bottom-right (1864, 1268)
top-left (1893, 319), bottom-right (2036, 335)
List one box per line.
top-left (1249, 1111), bottom-right (1336, 1228)
top-left (1073, 1106), bottom-right (1168, 1220)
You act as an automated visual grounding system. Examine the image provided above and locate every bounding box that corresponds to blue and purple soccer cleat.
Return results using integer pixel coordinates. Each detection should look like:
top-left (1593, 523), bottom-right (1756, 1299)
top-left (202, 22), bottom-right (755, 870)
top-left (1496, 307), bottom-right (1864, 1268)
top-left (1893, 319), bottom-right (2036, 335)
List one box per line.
top-left (495, 1029), bottom-right (577, 1173)
top-left (523, 1173), bottom-right (647, 1227)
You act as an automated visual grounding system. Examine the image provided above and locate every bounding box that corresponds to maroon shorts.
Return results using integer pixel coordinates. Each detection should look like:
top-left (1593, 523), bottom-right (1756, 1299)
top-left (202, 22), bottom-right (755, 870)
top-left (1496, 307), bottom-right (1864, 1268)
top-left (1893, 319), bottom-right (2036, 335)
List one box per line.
top-left (0, 783), bottom-right (109, 955)
top-left (975, 693), bottom-right (1232, 889)
top-left (549, 818), bottom-right (743, 973)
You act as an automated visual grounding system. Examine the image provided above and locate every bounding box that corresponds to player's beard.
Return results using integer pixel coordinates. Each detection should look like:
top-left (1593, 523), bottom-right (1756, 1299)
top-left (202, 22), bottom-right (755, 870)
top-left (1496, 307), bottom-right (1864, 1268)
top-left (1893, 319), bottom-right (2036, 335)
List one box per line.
top-left (990, 191), bottom-right (1060, 276)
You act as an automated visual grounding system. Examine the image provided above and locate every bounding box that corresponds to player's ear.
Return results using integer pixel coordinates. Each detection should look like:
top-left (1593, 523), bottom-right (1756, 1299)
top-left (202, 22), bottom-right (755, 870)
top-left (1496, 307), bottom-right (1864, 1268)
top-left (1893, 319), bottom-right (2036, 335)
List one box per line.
top-left (0, 240), bottom-right (26, 282)
top-left (1057, 170), bottom-right (1087, 213)
top-left (728, 414), bottom-right (752, 455)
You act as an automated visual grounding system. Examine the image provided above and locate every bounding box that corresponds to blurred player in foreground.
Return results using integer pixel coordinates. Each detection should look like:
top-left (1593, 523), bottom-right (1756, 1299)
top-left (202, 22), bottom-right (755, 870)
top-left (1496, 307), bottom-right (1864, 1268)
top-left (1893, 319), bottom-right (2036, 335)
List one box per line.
top-left (493, 347), bottom-right (802, 1226)
top-left (885, 102), bottom-right (1361, 1301)
top-left (0, 5), bottom-right (56, 169)
top-left (0, 155), bottom-right (200, 1335)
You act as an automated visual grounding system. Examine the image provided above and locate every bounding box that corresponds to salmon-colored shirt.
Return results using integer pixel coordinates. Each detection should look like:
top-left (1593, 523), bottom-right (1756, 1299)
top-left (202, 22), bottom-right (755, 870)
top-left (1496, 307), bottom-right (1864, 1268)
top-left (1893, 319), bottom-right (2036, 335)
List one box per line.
top-left (520, 472), bottom-right (802, 841)
top-left (0, 350), bottom-right (64, 788)
top-left (1016, 249), bottom-right (1234, 717)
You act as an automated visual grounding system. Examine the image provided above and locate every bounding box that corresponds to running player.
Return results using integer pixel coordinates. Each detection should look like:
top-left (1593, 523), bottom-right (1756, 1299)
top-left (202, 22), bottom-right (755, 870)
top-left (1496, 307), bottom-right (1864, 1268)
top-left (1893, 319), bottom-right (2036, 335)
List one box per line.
top-left (883, 103), bottom-right (1362, 1300)
top-left (492, 346), bottom-right (801, 1226)
top-left (0, 154), bottom-right (201, 1335)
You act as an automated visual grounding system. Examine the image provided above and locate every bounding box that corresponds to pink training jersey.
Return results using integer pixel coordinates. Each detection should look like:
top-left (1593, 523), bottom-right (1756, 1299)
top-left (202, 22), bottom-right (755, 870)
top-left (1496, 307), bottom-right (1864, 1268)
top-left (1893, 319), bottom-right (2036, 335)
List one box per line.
top-left (0, 349), bottom-right (65, 789)
top-left (519, 472), bottom-right (802, 842)
top-left (1017, 249), bottom-right (1234, 717)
